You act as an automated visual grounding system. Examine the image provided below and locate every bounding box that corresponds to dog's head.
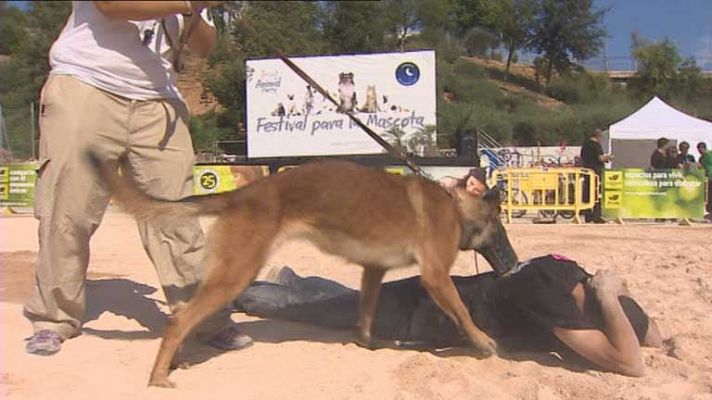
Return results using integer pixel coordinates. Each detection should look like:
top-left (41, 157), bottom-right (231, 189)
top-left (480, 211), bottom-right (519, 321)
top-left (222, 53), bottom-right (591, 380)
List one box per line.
top-left (451, 187), bottom-right (519, 276)
top-left (339, 72), bottom-right (354, 85)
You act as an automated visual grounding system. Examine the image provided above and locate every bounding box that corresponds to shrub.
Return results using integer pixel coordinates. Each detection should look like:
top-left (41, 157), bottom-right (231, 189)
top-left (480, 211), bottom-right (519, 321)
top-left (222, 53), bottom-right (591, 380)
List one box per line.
top-left (453, 59), bottom-right (487, 79)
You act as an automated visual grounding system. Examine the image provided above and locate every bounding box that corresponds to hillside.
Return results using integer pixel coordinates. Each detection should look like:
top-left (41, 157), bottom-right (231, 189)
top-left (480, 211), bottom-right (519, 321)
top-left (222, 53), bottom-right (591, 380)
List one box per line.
top-left (462, 57), bottom-right (565, 110)
top-left (178, 53), bottom-right (565, 117)
top-left (176, 51), bottom-right (221, 116)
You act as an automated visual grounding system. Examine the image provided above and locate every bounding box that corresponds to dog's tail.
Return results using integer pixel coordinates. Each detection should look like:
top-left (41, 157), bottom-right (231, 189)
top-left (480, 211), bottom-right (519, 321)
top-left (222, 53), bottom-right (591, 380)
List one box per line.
top-left (89, 153), bottom-right (231, 223)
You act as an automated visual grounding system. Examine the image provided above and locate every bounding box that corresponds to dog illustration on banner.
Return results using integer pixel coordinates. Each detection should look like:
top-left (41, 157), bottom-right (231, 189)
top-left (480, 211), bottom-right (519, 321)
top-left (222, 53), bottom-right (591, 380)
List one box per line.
top-left (268, 72), bottom-right (411, 117)
top-left (337, 72), bottom-right (357, 113)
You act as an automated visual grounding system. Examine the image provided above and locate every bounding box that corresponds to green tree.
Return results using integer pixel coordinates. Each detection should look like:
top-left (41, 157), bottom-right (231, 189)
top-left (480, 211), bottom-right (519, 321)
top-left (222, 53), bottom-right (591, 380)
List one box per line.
top-left (676, 57), bottom-right (704, 102)
top-left (230, 1), bottom-right (325, 57)
top-left (483, 0), bottom-right (538, 78)
top-left (0, 1), bottom-right (28, 55)
top-left (0, 1), bottom-right (70, 158)
top-left (630, 34), bottom-right (682, 99)
top-left (462, 26), bottom-right (499, 57)
top-left (382, 0), bottom-right (419, 52)
top-left (203, 1), bottom-right (325, 137)
top-left (528, 0), bottom-right (606, 84)
top-left (383, 125), bottom-right (408, 154)
top-left (321, 1), bottom-right (386, 53)
top-left (381, 0), bottom-right (454, 52)
top-left (408, 125), bottom-right (439, 156)
top-left (451, 0), bottom-right (490, 36)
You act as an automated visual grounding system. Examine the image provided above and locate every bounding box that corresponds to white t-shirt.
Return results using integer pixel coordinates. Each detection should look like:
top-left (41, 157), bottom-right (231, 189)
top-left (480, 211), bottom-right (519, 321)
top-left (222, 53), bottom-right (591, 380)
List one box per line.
top-left (49, 1), bottom-right (211, 100)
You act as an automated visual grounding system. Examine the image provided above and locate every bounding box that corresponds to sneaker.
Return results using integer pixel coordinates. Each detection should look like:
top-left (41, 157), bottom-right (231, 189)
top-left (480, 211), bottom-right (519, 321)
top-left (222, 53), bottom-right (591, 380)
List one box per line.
top-left (592, 218), bottom-right (607, 224)
top-left (274, 266), bottom-right (299, 286)
top-left (26, 329), bottom-right (63, 356)
top-left (206, 325), bottom-right (253, 351)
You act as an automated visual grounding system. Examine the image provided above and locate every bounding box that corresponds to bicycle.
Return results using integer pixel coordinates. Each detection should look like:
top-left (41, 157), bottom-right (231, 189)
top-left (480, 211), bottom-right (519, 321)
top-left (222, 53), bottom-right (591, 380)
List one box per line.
top-left (494, 177), bottom-right (528, 218)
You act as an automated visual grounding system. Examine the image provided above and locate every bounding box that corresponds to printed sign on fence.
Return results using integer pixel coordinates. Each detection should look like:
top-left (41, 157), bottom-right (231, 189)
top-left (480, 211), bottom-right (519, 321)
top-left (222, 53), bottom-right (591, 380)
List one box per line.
top-left (246, 50), bottom-right (436, 158)
top-left (193, 165), bottom-right (269, 195)
top-left (602, 168), bottom-right (706, 219)
top-left (0, 163), bottom-right (38, 208)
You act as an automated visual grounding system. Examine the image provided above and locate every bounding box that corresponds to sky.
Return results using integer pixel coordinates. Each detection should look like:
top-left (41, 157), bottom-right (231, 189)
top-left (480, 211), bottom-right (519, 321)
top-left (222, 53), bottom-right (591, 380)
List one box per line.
top-left (593, 0), bottom-right (712, 71)
top-left (7, 0), bottom-right (712, 71)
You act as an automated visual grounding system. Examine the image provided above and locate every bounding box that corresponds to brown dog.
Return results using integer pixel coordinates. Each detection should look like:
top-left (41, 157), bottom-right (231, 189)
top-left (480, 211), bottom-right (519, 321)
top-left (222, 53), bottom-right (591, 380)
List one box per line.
top-left (92, 158), bottom-right (518, 388)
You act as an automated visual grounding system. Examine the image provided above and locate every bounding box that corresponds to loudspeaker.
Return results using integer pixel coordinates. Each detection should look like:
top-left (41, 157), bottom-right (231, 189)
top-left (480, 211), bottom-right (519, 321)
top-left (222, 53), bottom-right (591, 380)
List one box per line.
top-left (458, 129), bottom-right (478, 161)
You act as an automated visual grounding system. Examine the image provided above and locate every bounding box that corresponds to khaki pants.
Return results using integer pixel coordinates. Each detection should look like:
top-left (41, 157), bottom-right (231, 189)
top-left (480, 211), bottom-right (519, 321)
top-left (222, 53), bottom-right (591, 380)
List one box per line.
top-left (23, 74), bottom-right (227, 339)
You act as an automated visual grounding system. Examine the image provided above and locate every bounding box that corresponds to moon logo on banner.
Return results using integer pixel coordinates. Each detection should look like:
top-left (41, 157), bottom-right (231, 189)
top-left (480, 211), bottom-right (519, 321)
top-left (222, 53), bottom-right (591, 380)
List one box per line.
top-left (395, 62), bottom-right (420, 86)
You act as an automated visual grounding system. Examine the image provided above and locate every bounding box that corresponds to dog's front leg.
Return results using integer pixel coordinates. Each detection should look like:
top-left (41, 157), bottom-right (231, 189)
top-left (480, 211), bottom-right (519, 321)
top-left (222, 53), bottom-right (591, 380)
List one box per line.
top-left (355, 267), bottom-right (386, 348)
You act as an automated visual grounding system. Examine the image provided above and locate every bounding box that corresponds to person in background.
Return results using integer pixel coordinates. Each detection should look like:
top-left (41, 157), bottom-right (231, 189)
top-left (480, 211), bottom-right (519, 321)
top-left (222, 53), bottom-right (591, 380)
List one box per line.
top-left (650, 138), bottom-right (670, 169)
top-left (676, 141), bottom-right (696, 166)
top-left (579, 129), bottom-right (611, 224)
top-left (23, 1), bottom-right (253, 356)
top-left (235, 255), bottom-right (663, 377)
top-left (438, 167), bottom-right (488, 197)
top-left (697, 142), bottom-right (712, 221)
top-left (664, 146), bottom-right (681, 169)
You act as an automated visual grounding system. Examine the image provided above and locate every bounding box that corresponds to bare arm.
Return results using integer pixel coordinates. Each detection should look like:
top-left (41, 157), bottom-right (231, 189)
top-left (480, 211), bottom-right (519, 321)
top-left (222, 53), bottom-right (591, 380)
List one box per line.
top-left (185, 14), bottom-right (216, 58)
top-left (598, 154), bottom-right (612, 162)
top-left (94, 1), bottom-right (217, 58)
top-left (553, 271), bottom-right (645, 376)
top-left (94, 1), bottom-right (194, 20)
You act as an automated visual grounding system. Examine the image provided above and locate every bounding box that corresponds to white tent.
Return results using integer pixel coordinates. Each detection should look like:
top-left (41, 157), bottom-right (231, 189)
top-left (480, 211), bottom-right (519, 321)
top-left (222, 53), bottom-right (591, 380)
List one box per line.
top-left (606, 96), bottom-right (712, 168)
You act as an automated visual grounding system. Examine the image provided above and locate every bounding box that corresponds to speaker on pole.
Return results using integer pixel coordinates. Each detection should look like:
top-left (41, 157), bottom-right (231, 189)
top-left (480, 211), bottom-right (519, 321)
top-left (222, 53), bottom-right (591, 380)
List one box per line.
top-left (458, 128), bottom-right (479, 164)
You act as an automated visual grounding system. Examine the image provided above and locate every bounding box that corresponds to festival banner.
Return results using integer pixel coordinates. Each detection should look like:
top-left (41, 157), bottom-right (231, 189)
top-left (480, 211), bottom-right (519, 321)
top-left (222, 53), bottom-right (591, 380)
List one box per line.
top-left (0, 163), bottom-right (39, 208)
top-left (246, 50), bottom-right (436, 158)
top-left (602, 168), bottom-right (706, 219)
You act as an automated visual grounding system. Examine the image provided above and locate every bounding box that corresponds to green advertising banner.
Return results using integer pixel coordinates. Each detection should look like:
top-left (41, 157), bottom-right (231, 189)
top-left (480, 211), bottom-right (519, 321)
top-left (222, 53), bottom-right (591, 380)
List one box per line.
top-left (0, 163), bottom-right (39, 208)
top-left (602, 168), bottom-right (706, 219)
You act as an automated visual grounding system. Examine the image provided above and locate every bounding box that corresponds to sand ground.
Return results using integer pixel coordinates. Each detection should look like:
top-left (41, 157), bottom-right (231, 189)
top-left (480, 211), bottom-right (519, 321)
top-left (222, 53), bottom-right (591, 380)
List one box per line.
top-left (1, 212), bottom-right (711, 400)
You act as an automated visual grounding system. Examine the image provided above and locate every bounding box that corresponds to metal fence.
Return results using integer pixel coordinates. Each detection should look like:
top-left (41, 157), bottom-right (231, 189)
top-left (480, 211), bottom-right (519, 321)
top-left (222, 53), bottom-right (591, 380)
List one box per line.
top-left (0, 103), bottom-right (38, 162)
top-left (490, 167), bottom-right (598, 223)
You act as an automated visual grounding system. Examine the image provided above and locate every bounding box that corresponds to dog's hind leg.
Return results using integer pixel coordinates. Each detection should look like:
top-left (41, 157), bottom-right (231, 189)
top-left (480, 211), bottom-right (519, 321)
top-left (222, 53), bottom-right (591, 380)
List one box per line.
top-left (148, 218), bottom-right (276, 388)
top-left (419, 266), bottom-right (496, 357)
top-left (355, 267), bottom-right (386, 348)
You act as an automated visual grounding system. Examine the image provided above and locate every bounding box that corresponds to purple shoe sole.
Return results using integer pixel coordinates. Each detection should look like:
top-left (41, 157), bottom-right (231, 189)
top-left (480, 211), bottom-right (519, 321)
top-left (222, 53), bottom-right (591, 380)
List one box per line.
top-left (26, 329), bottom-right (63, 356)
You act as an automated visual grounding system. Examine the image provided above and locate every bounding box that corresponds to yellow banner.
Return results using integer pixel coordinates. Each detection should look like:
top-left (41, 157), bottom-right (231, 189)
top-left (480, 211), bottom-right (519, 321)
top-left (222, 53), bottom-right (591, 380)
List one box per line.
top-left (193, 165), bottom-right (269, 195)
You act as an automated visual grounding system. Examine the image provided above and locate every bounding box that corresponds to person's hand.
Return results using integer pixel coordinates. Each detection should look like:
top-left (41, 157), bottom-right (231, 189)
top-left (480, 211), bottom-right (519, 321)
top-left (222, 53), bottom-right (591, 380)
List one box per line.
top-left (588, 270), bottom-right (628, 298)
top-left (190, 1), bottom-right (224, 12)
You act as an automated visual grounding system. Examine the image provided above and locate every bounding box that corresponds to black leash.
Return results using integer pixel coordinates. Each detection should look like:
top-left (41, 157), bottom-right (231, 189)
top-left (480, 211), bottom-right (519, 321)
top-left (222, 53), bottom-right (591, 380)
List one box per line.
top-left (232, 14), bottom-right (428, 177)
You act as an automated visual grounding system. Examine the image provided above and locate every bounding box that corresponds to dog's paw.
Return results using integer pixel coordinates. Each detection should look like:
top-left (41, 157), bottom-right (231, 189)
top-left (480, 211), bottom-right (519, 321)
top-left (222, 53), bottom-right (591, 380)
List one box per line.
top-left (170, 361), bottom-right (191, 370)
top-left (354, 336), bottom-right (374, 350)
top-left (355, 331), bottom-right (385, 350)
top-left (471, 337), bottom-right (497, 358)
top-left (148, 376), bottom-right (177, 389)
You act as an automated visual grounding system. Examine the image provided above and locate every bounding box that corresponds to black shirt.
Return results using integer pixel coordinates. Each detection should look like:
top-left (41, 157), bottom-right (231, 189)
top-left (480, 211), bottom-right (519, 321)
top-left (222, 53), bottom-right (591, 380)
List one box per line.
top-left (651, 150), bottom-right (667, 168)
top-left (580, 139), bottom-right (604, 172)
top-left (675, 153), bottom-right (695, 165)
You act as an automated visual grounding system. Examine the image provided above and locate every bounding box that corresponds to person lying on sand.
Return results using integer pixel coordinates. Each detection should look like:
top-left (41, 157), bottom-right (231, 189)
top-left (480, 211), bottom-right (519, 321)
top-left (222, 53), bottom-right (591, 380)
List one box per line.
top-left (234, 254), bottom-right (662, 377)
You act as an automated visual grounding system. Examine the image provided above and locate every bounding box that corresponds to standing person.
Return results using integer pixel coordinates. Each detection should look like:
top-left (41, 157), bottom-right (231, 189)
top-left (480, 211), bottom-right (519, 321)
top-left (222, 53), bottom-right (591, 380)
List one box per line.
top-left (676, 141), bottom-right (696, 166)
top-left (579, 129), bottom-right (611, 223)
top-left (650, 138), bottom-right (669, 169)
top-left (664, 146), bottom-right (681, 169)
top-left (697, 142), bottom-right (712, 220)
top-left (24, 1), bottom-right (252, 355)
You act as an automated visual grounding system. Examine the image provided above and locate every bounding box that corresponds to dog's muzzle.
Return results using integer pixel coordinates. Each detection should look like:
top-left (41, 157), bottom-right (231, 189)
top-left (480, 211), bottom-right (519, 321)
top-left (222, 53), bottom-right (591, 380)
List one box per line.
top-left (477, 222), bottom-right (519, 277)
